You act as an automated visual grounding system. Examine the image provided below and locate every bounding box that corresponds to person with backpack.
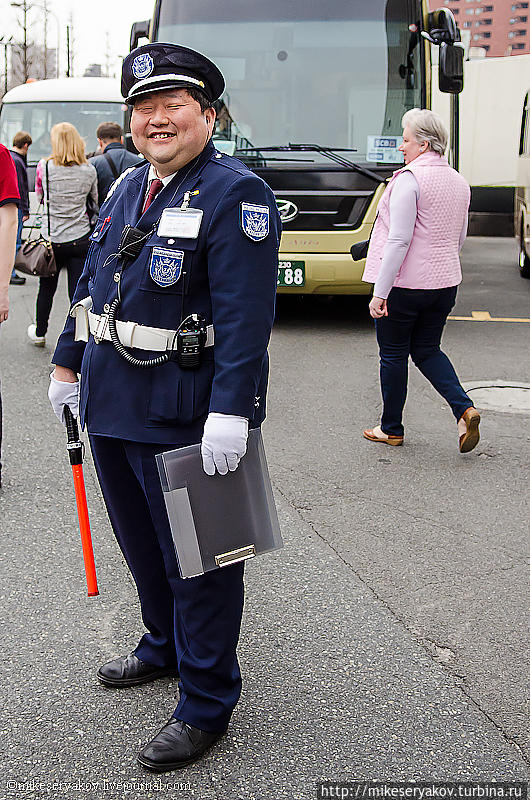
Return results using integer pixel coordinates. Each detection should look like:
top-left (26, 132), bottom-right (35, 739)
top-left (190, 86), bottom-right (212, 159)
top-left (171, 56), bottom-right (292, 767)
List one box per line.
top-left (89, 122), bottom-right (142, 207)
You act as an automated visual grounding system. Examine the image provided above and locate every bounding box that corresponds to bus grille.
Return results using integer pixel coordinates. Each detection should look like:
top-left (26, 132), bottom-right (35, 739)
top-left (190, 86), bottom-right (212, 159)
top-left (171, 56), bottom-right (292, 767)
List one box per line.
top-left (273, 189), bottom-right (374, 231)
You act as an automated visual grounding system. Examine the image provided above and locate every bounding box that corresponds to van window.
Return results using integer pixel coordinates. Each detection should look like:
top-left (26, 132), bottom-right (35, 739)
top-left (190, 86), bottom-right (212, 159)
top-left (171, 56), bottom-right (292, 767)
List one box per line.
top-left (0, 100), bottom-right (125, 164)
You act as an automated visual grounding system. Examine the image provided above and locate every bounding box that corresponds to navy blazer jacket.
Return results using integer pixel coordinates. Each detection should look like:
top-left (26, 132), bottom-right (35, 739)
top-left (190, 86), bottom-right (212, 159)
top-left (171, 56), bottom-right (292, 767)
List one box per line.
top-left (89, 142), bottom-right (142, 207)
top-left (52, 141), bottom-right (281, 445)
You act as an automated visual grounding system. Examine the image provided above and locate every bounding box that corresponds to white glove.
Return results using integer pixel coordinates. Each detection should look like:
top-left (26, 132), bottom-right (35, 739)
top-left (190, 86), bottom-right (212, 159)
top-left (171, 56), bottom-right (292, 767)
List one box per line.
top-left (48, 373), bottom-right (80, 425)
top-left (201, 412), bottom-right (249, 476)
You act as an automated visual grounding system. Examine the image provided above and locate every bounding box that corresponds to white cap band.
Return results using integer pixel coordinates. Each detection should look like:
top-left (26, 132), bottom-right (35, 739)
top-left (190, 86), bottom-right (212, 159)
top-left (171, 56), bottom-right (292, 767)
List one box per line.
top-left (128, 72), bottom-right (206, 98)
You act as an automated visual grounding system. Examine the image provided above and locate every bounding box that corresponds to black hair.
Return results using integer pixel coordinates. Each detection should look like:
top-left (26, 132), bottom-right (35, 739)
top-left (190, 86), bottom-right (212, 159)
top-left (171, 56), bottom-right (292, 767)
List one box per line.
top-left (185, 86), bottom-right (214, 112)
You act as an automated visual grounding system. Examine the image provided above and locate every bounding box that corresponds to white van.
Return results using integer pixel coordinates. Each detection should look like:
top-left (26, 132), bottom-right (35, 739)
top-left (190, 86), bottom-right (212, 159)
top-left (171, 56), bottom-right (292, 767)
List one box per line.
top-left (0, 77), bottom-right (128, 229)
top-left (0, 77), bottom-right (127, 167)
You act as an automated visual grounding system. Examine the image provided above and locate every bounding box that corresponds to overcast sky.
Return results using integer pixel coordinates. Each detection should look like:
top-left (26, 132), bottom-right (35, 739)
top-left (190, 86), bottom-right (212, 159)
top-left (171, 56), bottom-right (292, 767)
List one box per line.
top-left (5, 0), bottom-right (154, 79)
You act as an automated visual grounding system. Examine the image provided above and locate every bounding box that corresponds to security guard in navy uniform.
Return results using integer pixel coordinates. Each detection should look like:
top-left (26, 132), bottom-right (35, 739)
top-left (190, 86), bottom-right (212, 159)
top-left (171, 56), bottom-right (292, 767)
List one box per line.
top-left (48, 43), bottom-right (281, 772)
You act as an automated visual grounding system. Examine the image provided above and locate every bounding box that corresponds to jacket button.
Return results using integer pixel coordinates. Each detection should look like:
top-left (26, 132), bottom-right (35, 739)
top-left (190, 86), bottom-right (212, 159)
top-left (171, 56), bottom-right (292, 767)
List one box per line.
top-left (103, 303), bottom-right (110, 313)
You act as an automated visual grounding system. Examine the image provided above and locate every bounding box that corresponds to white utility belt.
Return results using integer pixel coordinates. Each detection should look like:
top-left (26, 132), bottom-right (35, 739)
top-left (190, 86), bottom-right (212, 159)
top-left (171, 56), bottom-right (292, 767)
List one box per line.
top-left (70, 296), bottom-right (214, 351)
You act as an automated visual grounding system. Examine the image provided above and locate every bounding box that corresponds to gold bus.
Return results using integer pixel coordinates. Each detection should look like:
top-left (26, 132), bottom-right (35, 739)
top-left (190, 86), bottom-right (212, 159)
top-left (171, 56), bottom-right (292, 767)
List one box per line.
top-left (131, 2), bottom-right (463, 295)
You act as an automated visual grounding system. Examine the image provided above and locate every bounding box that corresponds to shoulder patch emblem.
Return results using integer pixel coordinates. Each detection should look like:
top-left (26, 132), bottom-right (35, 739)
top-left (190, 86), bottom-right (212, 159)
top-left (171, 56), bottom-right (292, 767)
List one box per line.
top-left (240, 202), bottom-right (269, 242)
top-left (149, 247), bottom-right (184, 287)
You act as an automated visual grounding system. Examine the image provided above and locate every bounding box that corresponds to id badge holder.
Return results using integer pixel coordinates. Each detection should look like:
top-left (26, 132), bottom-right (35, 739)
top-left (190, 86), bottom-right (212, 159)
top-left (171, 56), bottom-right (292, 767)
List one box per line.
top-left (158, 207), bottom-right (203, 239)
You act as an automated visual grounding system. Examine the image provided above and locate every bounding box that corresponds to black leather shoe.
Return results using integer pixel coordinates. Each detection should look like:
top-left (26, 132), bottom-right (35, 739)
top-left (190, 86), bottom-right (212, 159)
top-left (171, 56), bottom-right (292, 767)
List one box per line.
top-left (10, 274), bottom-right (26, 285)
top-left (97, 653), bottom-right (178, 687)
top-left (138, 718), bottom-right (224, 772)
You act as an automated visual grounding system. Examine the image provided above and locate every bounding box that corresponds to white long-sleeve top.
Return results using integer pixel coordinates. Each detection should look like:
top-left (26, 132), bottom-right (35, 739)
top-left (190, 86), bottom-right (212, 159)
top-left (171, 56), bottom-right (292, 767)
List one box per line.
top-left (373, 170), bottom-right (468, 299)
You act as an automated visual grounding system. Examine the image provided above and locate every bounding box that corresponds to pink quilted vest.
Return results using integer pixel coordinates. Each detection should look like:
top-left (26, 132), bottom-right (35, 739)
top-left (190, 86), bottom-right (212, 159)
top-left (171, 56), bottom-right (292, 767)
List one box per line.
top-left (362, 151), bottom-right (470, 289)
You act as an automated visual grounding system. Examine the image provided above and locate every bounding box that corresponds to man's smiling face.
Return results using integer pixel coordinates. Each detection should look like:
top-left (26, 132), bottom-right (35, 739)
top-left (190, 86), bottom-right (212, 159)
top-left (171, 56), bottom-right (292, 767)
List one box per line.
top-left (130, 89), bottom-right (215, 176)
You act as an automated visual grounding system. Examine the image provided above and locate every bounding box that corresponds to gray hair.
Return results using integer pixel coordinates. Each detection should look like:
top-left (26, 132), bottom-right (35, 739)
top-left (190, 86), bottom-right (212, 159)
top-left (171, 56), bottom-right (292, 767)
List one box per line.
top-left (401, 108), bottom-right (448, 156)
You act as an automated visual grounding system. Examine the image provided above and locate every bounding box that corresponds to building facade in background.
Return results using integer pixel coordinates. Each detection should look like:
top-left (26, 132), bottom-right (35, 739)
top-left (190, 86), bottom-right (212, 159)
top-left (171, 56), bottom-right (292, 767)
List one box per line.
top-left (444, 0), bottom-right (529, 56)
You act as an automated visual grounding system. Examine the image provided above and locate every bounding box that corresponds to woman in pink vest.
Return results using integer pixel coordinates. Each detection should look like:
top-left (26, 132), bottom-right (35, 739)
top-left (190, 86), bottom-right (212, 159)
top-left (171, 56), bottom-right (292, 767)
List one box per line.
top-left (362, 108), bottom-right (480, 453)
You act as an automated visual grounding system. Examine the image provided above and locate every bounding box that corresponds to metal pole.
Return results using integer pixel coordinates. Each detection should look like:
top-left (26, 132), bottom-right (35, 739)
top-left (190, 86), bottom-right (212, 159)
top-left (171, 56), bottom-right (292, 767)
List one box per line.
top-left (66, 25), bottom-right (70, 77)
top-left (451, 93), bottom-right (460, 172)
top-left (23, 0), bottom-right (28, 82)
top-left (4, 44), bottom-right (7, 94)
top-left (55, 20), bottom-right (60, 77)
top-left (43, 0), bottom-right (48, 78)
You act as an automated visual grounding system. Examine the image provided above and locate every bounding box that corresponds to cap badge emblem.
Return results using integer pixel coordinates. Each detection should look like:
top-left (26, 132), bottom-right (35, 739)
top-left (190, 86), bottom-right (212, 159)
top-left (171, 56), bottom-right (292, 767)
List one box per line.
top-left (132, 53), bottom-right (154, 80)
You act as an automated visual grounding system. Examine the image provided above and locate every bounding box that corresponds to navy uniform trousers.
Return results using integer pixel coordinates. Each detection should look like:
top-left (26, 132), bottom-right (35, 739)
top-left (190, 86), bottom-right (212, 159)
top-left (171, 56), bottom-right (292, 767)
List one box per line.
top-left (90, 433), bottom-right (244, 734)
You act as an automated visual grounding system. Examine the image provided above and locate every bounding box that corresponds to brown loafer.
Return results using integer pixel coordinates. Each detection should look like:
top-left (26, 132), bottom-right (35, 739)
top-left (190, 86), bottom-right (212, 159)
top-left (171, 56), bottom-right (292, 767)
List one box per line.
top-left (363, 425), bottom-right (403, 446)
top-left (459, 407), bottom-right (481, 453)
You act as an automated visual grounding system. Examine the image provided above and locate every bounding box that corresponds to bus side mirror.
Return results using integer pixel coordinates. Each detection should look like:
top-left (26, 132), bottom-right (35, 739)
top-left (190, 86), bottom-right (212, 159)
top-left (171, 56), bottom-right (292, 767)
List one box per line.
top-left (439, 43), bottom-right (464, 94)
top-left (130, 19), bottom-right (151, 51)
top-left (427, 9), bottom-right (459, 45)
top-left (422, 8), bottom-right (464, 95)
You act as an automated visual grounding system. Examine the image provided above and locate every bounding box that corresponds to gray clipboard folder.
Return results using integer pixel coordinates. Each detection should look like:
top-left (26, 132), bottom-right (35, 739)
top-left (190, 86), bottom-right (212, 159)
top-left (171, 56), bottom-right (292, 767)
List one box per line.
top-left (156, 428), bottom-right (283, 578)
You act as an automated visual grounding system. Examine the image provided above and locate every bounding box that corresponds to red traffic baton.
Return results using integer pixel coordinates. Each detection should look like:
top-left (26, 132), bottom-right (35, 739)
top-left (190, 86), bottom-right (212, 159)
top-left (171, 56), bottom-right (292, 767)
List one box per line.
top-left (64, 405), bottom-right (99, 597)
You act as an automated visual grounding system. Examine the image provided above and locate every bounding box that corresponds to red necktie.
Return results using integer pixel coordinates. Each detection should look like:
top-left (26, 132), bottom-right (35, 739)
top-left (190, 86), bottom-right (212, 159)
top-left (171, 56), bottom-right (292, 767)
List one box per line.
top-left (142, 178), bottom-right (163, 213)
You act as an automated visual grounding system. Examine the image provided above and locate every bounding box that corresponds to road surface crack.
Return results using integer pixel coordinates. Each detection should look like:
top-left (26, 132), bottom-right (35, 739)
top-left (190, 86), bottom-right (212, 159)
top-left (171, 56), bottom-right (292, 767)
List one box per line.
top-left (272, 480), bottom-right (530, 770)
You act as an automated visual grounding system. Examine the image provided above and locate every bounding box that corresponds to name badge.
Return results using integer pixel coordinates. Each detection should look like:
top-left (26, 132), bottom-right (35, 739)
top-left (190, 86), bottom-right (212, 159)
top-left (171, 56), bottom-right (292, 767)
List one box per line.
top-left (158, 208), bottom-right (203, 239)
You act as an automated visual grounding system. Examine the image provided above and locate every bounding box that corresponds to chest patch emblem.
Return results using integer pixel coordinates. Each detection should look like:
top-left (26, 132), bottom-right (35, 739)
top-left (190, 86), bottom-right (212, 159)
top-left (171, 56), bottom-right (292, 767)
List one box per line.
top-left (149, 247), bottom-right (184, 287)
top-left (240, 202), bottom-right (269, 242)
top-left (132, 53), bottom-right (154, 79)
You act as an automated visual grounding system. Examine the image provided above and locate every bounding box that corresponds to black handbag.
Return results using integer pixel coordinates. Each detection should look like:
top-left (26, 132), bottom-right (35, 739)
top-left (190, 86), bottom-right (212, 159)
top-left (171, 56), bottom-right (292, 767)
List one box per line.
top-left (350, 211), bottom-right (379, 261)
top-left (15, 232), bottom-right (56, 277)
top-left (349, 239), bottom-right (370, 261)
top-left (14, 165), bottom-right (56, 277)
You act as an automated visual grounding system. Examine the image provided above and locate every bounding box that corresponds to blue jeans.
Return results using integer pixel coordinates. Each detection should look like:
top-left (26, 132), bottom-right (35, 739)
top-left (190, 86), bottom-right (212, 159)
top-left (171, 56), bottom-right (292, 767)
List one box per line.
top-left (35, 234), bottom-right (90, 337)
top-left (11, 209), bottom-right (24, 277)
top-left (375, 286), bottom-right (473, 437)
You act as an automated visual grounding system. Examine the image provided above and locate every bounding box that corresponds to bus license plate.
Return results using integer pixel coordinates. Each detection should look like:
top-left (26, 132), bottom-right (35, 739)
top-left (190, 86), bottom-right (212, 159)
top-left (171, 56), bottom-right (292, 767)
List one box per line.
top-left (278, 261), bottom-right (305, 287)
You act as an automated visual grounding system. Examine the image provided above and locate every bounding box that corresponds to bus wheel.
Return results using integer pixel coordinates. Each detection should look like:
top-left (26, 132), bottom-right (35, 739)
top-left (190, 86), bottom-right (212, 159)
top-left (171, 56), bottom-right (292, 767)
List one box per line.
top-left (519, 233), bottom-right (530, 279)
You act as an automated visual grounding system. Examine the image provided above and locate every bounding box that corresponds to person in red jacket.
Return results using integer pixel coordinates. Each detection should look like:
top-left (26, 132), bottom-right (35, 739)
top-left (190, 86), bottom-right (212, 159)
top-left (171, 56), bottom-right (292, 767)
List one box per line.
top-left (0, 142), bottom-right (20, 487)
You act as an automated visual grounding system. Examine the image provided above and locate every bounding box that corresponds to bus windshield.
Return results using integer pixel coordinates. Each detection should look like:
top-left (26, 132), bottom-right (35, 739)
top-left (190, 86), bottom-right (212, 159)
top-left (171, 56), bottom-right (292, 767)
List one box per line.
top-left (0, 101), bottom-right (126, 164)
top-left (155, 0), bottom-right (423, 164)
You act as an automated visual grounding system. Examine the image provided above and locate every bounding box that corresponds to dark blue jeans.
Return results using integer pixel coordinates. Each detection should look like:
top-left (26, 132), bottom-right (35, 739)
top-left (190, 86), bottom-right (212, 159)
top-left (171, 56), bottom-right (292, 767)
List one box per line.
top-left (11, 208), bottom-right (24, 278)
top-left (375, 286), bottom-right (473, 437)
top-left (35, 234), bottom-right (90, 337)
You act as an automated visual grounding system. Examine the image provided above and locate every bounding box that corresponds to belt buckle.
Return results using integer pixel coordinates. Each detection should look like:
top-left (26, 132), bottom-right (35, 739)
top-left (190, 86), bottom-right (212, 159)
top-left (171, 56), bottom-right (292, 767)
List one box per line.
top-left (93, 313), bottom-right (109, 344)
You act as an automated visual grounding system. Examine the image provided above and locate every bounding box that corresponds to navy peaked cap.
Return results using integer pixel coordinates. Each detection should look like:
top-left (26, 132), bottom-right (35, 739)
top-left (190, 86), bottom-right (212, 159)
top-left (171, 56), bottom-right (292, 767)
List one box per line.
top-left (121, 43), bottom-right (225, 104)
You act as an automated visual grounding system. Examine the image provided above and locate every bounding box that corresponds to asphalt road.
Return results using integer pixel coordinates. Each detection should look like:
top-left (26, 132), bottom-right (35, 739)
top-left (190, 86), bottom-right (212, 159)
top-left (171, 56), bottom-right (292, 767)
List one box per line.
top-left (0, 237), bottom-right (528, 799)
